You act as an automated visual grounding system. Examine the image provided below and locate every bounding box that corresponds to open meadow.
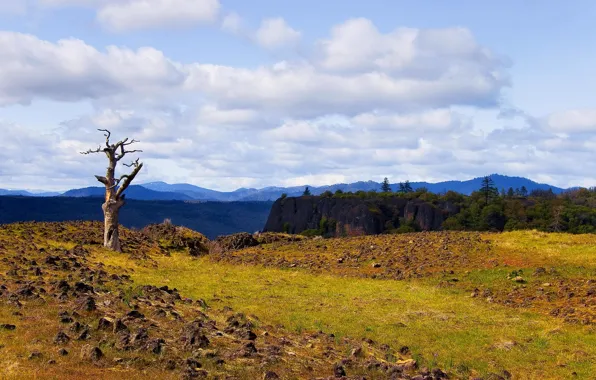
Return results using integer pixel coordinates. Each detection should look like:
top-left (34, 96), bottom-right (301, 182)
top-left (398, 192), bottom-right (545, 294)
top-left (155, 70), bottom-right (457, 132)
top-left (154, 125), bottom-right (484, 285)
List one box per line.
top-left (0, 222), bottom-right (594, 379)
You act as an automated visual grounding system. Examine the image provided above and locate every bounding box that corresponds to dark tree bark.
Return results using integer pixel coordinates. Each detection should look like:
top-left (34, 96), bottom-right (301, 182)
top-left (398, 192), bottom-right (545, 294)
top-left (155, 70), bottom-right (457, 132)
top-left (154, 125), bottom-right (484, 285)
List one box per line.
top-left (81, 129), bottom-right (143, 252)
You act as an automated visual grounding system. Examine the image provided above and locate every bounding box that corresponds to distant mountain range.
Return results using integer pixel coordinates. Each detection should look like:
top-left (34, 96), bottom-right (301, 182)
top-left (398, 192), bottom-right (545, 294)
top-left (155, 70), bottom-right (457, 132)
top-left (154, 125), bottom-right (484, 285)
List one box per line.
top-left (0, 174), bottom-right (570, 202)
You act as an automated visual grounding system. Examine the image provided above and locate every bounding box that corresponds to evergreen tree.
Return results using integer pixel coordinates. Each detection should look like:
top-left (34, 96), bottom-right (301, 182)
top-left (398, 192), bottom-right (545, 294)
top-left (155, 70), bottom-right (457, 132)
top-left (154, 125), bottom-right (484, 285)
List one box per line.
top-left (404, 180), bottom-right (413, 193)
top-left (398, 182), bottom-right (406, 193)
top-left (303, 186), bottom-right (311, 196)
top-left (480, 176), bottom-right (499, 205)
top-left (381, 177), bottom-right (392, 193)
top-left (520, 186), bottom-right (528, 197)
top-left (507, 187), bottom-right (515, 198)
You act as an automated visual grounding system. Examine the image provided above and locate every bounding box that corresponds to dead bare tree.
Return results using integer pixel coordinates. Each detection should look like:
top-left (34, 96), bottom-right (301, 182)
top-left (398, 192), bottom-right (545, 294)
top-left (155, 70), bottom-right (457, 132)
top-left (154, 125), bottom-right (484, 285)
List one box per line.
top-left (81, 129), bottom-right (143, 252)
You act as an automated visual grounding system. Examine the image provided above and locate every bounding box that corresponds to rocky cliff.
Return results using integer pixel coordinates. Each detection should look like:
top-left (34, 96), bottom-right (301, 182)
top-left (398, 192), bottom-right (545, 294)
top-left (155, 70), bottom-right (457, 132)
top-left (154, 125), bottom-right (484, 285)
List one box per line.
top-left (263, 196), bottom-right (459, 236)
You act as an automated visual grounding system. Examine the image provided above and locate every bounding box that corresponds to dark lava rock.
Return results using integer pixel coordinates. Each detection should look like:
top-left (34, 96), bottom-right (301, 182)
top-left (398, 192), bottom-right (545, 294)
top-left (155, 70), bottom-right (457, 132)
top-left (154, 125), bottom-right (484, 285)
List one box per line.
top-left (80, 345), bottom-right (103, 361)
top-left (0, 324), bottom-right (16, 330)
top-left (333, 363), bottom-right (346, 378)
top-left (113, 319), bottom-right (128, 333)
top-left (126, 310), bottom-right (145, 319)
top-left (263, 371), bottom-right (280, 379)
top-left (145, 338), bottom-right (165, 354)
top-left (242, 342), bottom-right (258, 357)
top-left (76, 296), bottom-right (96, 311)
top-left (28, 350), bottom-right (43, 360)
top-left (97, 317), bottom-right (114, 330)
top-left (53, 331), bottom-right (71, 345)
top-left (58, 348), bottom-right (69, 356)
top-left (181, 321), bottom-right (210, 349)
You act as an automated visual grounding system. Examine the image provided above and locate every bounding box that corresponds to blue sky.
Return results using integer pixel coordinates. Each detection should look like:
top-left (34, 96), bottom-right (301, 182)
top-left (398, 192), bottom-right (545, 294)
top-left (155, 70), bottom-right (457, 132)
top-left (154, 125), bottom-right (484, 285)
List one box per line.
top-left (1, 0), bottom-right (595, 191)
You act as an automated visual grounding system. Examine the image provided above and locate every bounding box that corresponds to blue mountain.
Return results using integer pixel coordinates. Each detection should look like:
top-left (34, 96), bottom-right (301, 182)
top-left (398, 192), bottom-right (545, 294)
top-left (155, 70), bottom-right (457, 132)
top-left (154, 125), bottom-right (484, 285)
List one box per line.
top-left (1, 174), bottom-right (572, 202)
top-left (61, 185), bottom-right (193, 201)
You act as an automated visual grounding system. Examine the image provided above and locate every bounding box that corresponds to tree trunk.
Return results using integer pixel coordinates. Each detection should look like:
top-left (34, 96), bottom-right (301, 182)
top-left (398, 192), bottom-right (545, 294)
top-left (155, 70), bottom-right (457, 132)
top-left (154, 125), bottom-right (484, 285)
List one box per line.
top-left (102, 199), bottom-right (123, 252)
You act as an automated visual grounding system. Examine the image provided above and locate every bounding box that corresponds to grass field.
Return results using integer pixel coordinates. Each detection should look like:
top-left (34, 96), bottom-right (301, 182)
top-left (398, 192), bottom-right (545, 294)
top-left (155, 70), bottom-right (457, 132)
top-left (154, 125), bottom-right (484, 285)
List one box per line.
top-left (94, 229), bottom-right (596, 380)
top-left (1, 222), bottom-right (594, 379)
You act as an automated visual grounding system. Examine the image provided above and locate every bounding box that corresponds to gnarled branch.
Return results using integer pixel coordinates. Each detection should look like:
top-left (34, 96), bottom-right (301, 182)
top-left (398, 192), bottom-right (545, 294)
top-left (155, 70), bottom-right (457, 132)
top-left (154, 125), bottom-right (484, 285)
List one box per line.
top-left (95, 175), bottom-right (108, 185)
top-left (116, 161), bottom-right (143, 199)
top-left (98, 129), bottom-right (112, 148)
top-left (81, 145), bottom-right (104, 155)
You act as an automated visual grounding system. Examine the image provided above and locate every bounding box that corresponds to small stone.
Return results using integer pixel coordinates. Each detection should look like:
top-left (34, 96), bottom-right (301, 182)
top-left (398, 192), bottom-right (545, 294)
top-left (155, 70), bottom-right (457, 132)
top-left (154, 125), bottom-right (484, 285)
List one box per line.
top-left (53, 331), bottom-right (71, 345)
top-left (263, 371), bottom-right (280, 379)
top-left (350, 347), bottom-right (362, 357)
top-left (513, 276), bottom-right (525, 283)
top-left (333, 363), bottom-right (346, 378)
top-left (28, 351), bottom-right (43, 360)
top-left (80, 345), bottom-right (103, 361)
top-left (372, 263), bottom-right (381, 268)
top-left (47, 359), bottom-right (56, 365)
top-left (126, 310), bottom-right (144, 319)
top-left (97, 317), bottom-right (114, 330)
top-left (0, 324), bottom-right (16, 330)
top-left (58, 348), bottom-right (69, 356)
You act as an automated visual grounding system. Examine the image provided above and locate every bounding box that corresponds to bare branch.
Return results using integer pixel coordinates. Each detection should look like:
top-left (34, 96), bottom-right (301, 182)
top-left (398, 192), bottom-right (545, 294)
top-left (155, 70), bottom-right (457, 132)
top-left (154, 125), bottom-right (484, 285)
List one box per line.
top-left (122, 139), bottom-right (139, 146)
top-left (116, 161), bottom-right (143, 199)
top-left (108, 174), bottom-right (130, 189)
top-left (81, 145), bottom-right (103, 155)
top-left (123, 158), bottom-right (141, 168)
top-left (95, 175), bottom-right (108, 185)
top-left (98, 129), bottom-right (112, 148)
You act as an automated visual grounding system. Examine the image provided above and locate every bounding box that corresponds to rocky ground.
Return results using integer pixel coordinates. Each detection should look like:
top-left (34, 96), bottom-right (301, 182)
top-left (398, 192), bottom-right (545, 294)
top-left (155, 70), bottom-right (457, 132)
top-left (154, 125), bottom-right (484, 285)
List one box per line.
top-left (211, 231), bottom-right (595, 325)
top-left (0, 222), bottom-right (457, 380)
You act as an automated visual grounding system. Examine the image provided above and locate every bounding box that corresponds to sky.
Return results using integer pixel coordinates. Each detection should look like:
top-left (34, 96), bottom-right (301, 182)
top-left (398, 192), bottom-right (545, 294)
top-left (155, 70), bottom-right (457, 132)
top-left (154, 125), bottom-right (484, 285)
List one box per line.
top-left (1, 0), bottom-right (596, 192)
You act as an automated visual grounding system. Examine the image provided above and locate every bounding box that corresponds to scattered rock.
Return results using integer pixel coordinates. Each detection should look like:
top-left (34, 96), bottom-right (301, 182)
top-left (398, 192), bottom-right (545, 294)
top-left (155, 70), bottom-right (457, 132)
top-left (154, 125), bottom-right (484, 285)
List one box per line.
top-left (333, 363), bottom-right (346, 377)
top-left (263, 371), bottom-right (280, 379)
top-left (53, 331), bottom-right (71, 345)
top-left (28, 351), bottom-right (42, 360)
top-left (0, 324), bottom-right (16, 330)
top-left (80, 345), bottom-right (103, 361)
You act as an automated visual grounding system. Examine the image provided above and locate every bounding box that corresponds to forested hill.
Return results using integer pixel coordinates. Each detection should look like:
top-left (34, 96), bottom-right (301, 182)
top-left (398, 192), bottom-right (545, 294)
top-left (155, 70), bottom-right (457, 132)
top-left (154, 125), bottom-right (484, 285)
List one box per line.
top-left (265, 186), bottom-right (596, 237)
top-left (0, 196), bottom-right (272, 239)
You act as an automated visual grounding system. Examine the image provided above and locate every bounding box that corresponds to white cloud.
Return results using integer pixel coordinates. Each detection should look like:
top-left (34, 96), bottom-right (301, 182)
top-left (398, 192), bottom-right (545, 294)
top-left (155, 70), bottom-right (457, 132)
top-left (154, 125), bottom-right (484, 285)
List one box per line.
top-left (0, 32), bottom-right (184, 106)
top-left (255, 17), bottom-right (301, 49)
top-left (38, 0), bottom-right (220, 31)
top-left (97, 0), bottom-right (220, 32)
top-left (545, 109), bottom-right (596, 133)
top-left (6, 18), bottom-right (594, 190)
top-left (221, 11), bottom-right (243, 34)
top-left (315, 18), bottom-right (505, 79)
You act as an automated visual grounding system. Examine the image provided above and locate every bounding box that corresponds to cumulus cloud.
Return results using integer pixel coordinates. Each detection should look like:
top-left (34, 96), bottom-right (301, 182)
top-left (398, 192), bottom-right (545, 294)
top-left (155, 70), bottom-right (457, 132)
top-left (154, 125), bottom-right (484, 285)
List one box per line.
top-left (0, 32), bottom-right (184, 106)
top-left (254, 17), bottom-right (301, 49)
top-left (5, 17), bottom-right (594, 190)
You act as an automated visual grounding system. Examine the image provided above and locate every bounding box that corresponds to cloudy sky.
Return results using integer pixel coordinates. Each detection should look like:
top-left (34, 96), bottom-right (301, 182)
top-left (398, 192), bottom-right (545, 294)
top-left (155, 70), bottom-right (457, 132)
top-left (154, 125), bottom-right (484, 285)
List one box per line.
top-left (1, 0), bottom-right (596, 192)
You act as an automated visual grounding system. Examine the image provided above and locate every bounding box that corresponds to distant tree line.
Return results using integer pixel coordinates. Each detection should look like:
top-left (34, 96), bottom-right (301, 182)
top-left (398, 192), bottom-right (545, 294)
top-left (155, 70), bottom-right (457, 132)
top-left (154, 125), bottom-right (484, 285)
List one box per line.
top-left (294, 175), bottom-right (596, 234)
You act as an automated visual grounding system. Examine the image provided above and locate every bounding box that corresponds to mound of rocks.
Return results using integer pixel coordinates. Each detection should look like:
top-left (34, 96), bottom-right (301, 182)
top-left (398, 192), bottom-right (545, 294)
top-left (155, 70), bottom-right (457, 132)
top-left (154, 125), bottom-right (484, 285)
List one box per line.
top-left (254, 232), bottom-right (307, 245)
top-left (210, 233), bottom-right (259, 254)
top-left (142, 222), bottom-right (210, 256)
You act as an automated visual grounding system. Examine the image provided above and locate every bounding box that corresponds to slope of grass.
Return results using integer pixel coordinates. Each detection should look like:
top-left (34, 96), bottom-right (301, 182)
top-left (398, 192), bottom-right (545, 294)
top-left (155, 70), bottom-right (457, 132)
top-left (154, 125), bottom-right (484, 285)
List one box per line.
top-left (96, 250), bottom-right (595, 379)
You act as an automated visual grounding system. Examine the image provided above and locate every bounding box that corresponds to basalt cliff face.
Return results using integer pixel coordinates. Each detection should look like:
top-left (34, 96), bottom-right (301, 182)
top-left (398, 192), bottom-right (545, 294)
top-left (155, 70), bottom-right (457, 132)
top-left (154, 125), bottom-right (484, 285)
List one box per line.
top-left (263, 196), bottom-right (460, 235)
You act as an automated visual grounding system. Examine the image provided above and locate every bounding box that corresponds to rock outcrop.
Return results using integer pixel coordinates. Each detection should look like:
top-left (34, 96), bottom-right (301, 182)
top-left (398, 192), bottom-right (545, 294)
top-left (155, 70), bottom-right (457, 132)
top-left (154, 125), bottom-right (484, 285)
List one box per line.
top-left (263, 196), bottom-right (459, 236)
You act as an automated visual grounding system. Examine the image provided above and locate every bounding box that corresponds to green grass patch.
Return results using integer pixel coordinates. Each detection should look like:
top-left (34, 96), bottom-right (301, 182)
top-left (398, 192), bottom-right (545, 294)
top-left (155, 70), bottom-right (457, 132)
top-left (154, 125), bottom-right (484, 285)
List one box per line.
top-left (94, 251), bottom-right (596, 379)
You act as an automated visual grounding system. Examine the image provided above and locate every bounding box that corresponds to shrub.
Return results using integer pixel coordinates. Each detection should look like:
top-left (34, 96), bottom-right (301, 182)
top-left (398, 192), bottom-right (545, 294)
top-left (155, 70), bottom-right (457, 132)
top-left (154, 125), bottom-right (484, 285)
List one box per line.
top-left (300, 229), bottom-right (322, 237)
top-left (282, 222), bottom-right (291, 234)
